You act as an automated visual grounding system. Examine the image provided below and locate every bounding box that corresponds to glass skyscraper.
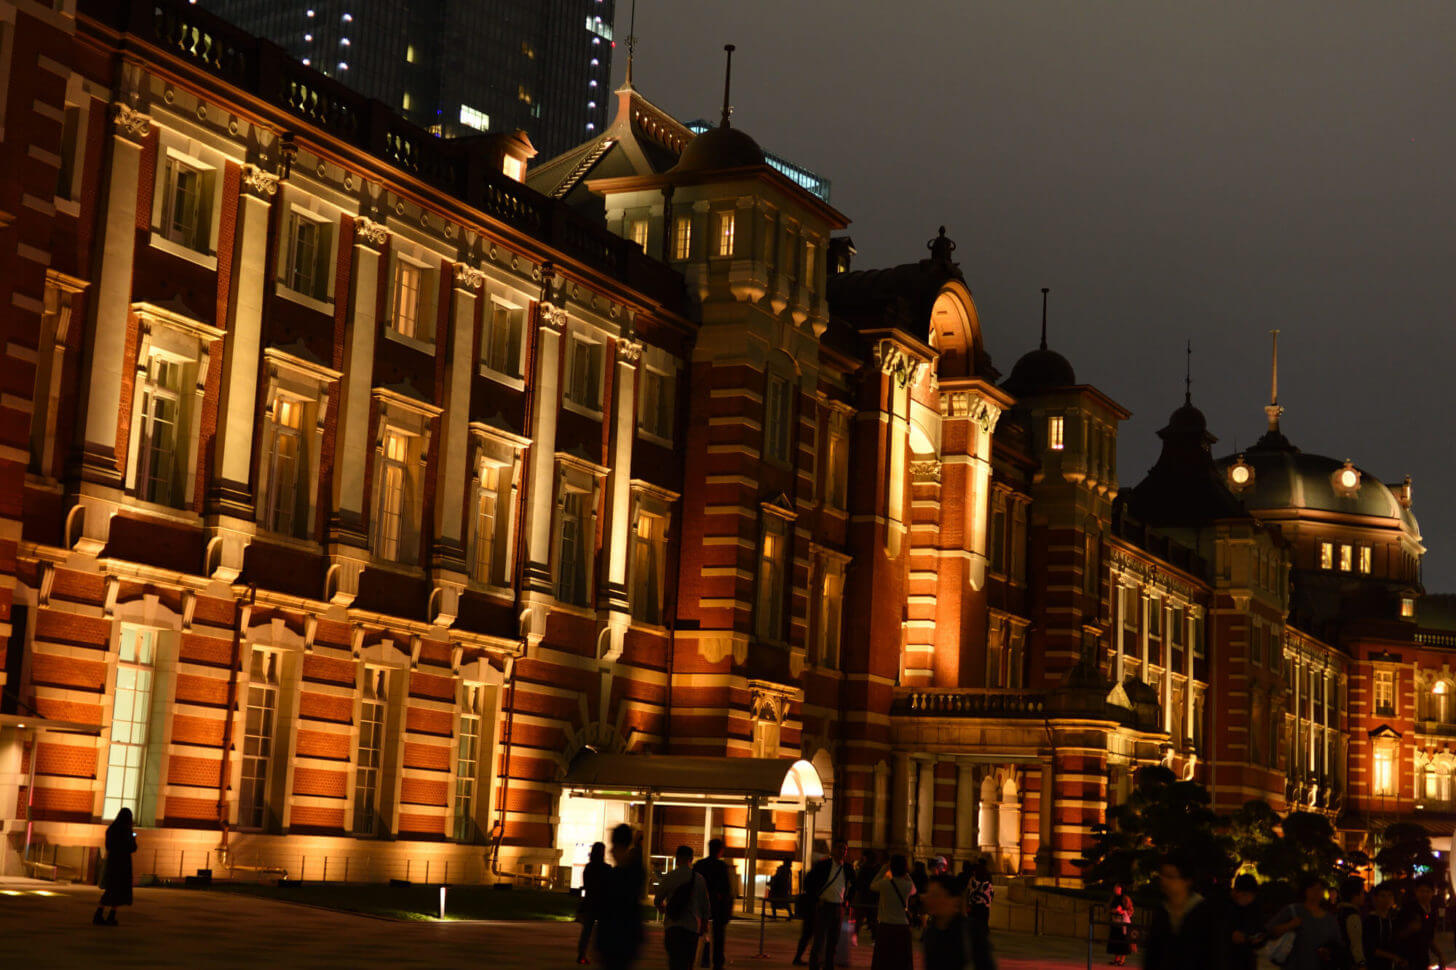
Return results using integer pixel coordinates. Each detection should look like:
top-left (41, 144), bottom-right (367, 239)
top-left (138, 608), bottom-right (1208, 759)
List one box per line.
top-left (200, 0), bottom-right (616, 157)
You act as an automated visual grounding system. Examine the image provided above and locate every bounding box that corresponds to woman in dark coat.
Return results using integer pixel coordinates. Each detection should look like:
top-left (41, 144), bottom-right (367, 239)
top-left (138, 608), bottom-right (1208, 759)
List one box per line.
top-left (94, 807), bottom-right (136, 926)
top-left (1142, 853), bottom-right (1227, 970)
top-left (1106, 883), bottom-right (1134, 965)
top-left (576, 841), bottom-right (611, 965)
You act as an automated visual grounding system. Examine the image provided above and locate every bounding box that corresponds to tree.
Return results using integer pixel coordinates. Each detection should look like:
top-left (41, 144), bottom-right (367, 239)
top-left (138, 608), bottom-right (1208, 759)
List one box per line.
top-left (1228, 799), bottom-right (1280, 873)
top-left (1078, 766), bottom-right (1237, 894)
top-left (1375, 822), bottom-right (1436, 880)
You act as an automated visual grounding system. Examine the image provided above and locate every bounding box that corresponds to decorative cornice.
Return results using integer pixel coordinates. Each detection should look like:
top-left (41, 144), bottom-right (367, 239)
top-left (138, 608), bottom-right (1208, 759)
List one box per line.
top-left (355, 217), bottom-right (390, 248)
top-left (112, 103), bottom-right (152, 141)
top-left (539, 303), bottom-right (568, 334)
top-left (240, 164), bottom-right (279, 199)
top-left (453, 262), bottom-right (486, 291)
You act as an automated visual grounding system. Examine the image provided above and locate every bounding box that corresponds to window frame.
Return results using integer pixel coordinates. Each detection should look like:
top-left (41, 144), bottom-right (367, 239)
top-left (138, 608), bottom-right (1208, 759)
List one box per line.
top-left (1047, 414), bottom-right (1065, 451)
top-left (628, 493), bottom-right (671, 626)
top-left (763, 373), bottom-right (794, 465)
top-left (481, 298), bottom-right (527, 383)
top-left (148, 135), bottom-right (224, 269)
top-left (636, 362), bottom-right (677, 445)
top-left (755, 507), bottom-right (794, 644)
top-left (672, 214), bottom-right (692, 261)
top-left (276, 200), bottom-right (339, 313)
top-left (563, 327), bottom-right (607, 417)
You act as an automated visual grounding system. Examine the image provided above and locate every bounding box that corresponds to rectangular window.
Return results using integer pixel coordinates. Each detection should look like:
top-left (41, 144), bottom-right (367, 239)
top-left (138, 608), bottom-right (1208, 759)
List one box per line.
top-left (1320, 542), bottom-right (1334, 570)
top-left (502, 155), bottom-right (525, 182)
top-left (1359, 546), bottom-right (1373, 574)
top-left (284, 210), bottom-right (333, 301)
top-left (1339, 544), bottom-right (1353, 572)
top-left (103, 627), bottom-right (157, 821)
top-left (816, 566), bottom-right (844, 668)
top-left (673, 215), bottom-right (692, 260)
top-left (353, 669), bottom-right (387, 836)
top-left (803, 241), bottom-right (816, 290)
top-left (138, 356), bottom-right (185, 506)
top-left (1122, 588), bottom-right (1140, 631)
top-left (716, 211), bottom-right (735, 257)
top-left (458, 103), bottom-right (489, 131)
top-left (264, 398), bottom-right (306, 536)
top-left (990, 507), bottom-right (1007, 574)
top-left (825, 429), bottom-right (848, 510)
top-left (161, 155), bottom-right (213, 253)
top-left (751, 715), bottom-right (781, 759)
top-left (391, 259), bottom-right (423, 339)
top-left (756, 518), bottom-right (788, 642)
top-left (470, 464), bottom-right (502, 585)
top-left (1375, 670), bottom-right (1395, 716)
top-left (56, 105), bottom-right (81, 201)
top-left (565, 335), bottom-right (604, 411)
top-left (452, 687), bottom-right (482, 842)
top-left (555, 487), bottom-right (592, 607)
top-left (1373, 748), bottom-right (1395, 797)
top-left (239, 649), bottom-right (280, 830)
top-left (484, 303), bottom-right (524, 377)
top-left (1149, 604), bottom-right (1162, 639)
top-left (1402, 596), bottom-right (1416, 619)
top-left (764, 376), bottom-right (792, 463)
top-left (1048, 415), bottom-right (1065, 451)
top-left (637, 367), bottom-right (674, 441)
top-left (374, 430), bottom-right (411, 563)
top-left (629, 508), bottom-right (667, 625)
top-left (629, 218), bottom-right (649, 252)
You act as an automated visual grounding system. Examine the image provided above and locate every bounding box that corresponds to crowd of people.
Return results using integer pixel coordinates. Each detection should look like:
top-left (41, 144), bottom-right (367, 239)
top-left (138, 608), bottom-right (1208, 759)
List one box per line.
top-left (1128, 850), bottom-right (1450, 970)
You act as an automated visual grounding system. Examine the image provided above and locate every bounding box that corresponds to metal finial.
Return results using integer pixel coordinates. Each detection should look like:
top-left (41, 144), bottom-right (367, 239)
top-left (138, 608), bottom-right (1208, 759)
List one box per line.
top-left (625, 0), bottom-right (638, 85)
top-left (1039, 288), bottom-right (1049, 351)
top-left (1265, 329), bottom-right (1284, 432)
top-left (1185, 339), bottom-right (1192, 405)
top-left (720, 44), bottom-right (735, 128)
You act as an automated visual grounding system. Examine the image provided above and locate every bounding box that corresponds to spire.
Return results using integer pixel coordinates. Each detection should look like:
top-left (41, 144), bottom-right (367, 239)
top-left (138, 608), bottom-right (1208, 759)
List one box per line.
top-left (624, 0), bottom-right (638, 86)
top-left (1264, 329), bottom-right (1283, 432)
top-left (1039, 287), bottom-right (1049, 351)
top-left (719, 44), bottom-right (735, 128)
top-left (1185, 339), bottom-right (1192, 406)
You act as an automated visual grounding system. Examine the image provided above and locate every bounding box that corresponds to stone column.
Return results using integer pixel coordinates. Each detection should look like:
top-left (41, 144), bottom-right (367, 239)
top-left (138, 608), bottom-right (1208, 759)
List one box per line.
top-left (873, 762), bottom-right (890, 848)
top-left (522, 303), bottom-right (567, 594)
top-left (1162, 602), bottom-right (1174, 732)
top-left (1114, 577), bottom-right (1126, 683)
top-left (79, 104), bottom-right (150, 482)
top-left (890, 752), bottom-right (912, 851)
top-left (599, 339), bottom-right (641, 641)
top-left (915, 758), bottom-right (935, 854)
top-left (1139, 592), bottom-right (1150, 681)
top-left (1185, 611), bottom-right (1196, 745)
top-left (955, 761), bottom-right (977, 859)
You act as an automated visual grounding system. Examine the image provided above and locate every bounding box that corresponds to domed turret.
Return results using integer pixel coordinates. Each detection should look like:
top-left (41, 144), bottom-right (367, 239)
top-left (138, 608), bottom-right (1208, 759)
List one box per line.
top-left (1001, 288), bottom-right (1077, 396)
top-left (670, 125), bottom-right (766, 175)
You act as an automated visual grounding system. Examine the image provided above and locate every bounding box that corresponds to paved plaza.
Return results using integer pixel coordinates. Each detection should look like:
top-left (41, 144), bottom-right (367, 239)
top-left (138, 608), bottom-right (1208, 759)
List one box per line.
top-left (0, 880), bottom-right (1097, 970)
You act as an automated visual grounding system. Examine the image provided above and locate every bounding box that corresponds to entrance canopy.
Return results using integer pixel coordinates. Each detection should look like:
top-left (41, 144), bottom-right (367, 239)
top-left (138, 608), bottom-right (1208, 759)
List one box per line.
top-left (562, 754), bottom-right (823, 810)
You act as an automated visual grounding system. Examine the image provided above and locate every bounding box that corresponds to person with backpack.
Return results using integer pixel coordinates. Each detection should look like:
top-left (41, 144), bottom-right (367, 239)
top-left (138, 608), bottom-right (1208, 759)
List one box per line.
top-left (1267, 874), bottom-right (1342, 970)
top-left (655, 844), bottom-right (711, 970)
top-left (692, 839), bottom-right (734, 970)
top-left (869, 854), bottom-right (915, 970)
top-left (1335, 876), bottom-right (1367, 970)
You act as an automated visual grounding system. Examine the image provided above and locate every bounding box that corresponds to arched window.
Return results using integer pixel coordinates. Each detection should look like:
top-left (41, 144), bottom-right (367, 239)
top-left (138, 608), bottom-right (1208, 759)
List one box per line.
top-left (1422, 763), bottom-right (1437, 802)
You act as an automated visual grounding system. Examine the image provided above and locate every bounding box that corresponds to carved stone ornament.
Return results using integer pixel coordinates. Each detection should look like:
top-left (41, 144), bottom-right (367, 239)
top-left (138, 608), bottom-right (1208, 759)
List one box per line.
top-left (615, 339), bottom-right (643, 365)
top-left (112, 103), bottom-right (152, 140)
top-left (240, 164), bottom-right (279, 198)
top-left (910, 459), bottom-right (942, 483)
top-left (873, 340), bottom-right (924, 388)
top-left (355, 217), bottom-right (390, 247)
top-left (966, 397), bottom-right (1002, 435)
top-left (539, 303), bottom-right (568, 333)
top-left (453, 262), bottom-right (486, 291)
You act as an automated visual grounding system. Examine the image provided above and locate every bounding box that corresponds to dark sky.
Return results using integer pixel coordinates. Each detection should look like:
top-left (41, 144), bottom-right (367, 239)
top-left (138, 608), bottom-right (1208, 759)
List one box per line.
top-left (612, 1), bottom-right (1456, 590)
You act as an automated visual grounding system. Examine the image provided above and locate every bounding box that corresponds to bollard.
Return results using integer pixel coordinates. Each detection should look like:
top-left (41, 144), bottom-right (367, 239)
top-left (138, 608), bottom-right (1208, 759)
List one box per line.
top-left (752, 887), bottom-right (770, 959)
top-left (406, 859), bottom-right (412, 882)
top-left (323, 857), bottom-right (328, 883)
top-left (444, 860), bottom-right (449, 884)
top-left (180, 850), bottom-right (185, 878)
top-left (439, 885), bottom-right (447, 920)
top-left (426, 860), bottom-right (431, 884)
top-left (344, 858), bottom-right (350, 882)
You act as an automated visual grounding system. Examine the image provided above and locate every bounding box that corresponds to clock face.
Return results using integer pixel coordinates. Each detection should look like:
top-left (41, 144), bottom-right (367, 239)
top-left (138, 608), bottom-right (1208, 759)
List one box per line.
top-left (1230, 464), bottom-right (1251, 485)
top-left (1339, 468), bottom-right (1358, 489)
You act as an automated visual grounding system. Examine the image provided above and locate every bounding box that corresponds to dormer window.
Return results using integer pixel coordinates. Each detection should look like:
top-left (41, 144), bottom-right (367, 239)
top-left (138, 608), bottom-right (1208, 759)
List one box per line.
top-left (673, 216), bottom-right (692, 261)
top-left (1048, 415), bottom-right (1065, 451)
top-left (716, 211), bottom-right (735, 257)
top-left (502, 155), bottom-right (525, 182)
top-left (1402, 596), bottom-right (1417, 619)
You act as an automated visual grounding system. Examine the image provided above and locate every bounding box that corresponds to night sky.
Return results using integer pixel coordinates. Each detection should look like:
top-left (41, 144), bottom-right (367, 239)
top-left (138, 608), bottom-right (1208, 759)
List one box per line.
top-left (613, 1), bottom-right (1456, 589)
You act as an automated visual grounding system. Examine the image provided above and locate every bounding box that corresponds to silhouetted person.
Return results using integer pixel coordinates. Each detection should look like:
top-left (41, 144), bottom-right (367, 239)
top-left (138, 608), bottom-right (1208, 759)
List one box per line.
top-left (577, 841), bottom-right (610, 965)
top-left (1143, 852), bottom-right (1227, 970)
top-left (1364, 882), bottom-right (1401, 970)
top-left (793, 843), bottom-right (828, 965)
top-left (1336, 876), bottom-right (1367, 969)
top-left (1268, 874), bottom-right (1341, 970)
top-left (1395, 875), bottom-right (1445, 970)
top-left (921, 874), bottom-right (977, 970)
top-left (965, 859), bottom-right (995, 968)
top-left (596, 823), bottom-right (645, 970)
top-left (94, 807), bottom-right (136, 926)
top-left (1106, 883), bottom-right (1133, 966)
top-left (692, 838), bottom-right (733, 970)
top-left (769, 862), bottom-right (794, 919)
top-left (655, 844), bottom-right (710, 970)
top-left (1229, 873), bottom-right (1266, 970)
top-left (852, 849), bottom-right (880, 942)
top-left (870, 854), bottom-right (915, 970)
top-left (804, 839), bottom-right (854, 970)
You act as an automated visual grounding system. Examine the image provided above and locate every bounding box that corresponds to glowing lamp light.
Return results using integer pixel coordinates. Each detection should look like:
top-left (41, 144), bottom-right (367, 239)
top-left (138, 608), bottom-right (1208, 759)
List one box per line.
top-left (1230, 464), bottom-right (1251, 485)
top-left (1339, 468), bottom-right (1358, 489)
top-left (1436, 681), bottom-right (1447, 695)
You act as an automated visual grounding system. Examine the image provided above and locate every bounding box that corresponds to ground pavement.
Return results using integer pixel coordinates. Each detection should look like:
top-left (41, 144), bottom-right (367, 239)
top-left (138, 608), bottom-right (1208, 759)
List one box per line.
top-left (0, 880), bottom-right (1096, 970)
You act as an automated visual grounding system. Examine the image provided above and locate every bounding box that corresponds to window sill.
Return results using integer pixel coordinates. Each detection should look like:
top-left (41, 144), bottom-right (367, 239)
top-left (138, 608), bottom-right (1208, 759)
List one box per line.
top-left (478, 364), bottom-right (526, 392)
top-left (149, 231), bottom-right (218, 272)
top-left (54, 197), bottom-right (80, 219)
top-left (635, 429), bottom-right (673, 448)
top-left (120, 496), bottom-right (204, 528)
top-left (276, 285), bottom-right (335, 316)
top-left (382, 327), bottom-right (436, 355)
top-left (464, 580), bottom-right (514, 601)
top-left (628, 618), bottom-right (670, 635)
top-left (561, 398), bottom-right (604, 421)
top-left (547, 598), bottom-right (598, 620)
top-left (368, 556), bottom-right (425, 579)
top-left (253, 526), bottom-right (322, 554)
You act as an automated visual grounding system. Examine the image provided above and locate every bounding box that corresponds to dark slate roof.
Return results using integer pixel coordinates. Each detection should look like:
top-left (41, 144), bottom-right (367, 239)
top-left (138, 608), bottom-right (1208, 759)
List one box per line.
top-left (1121, 400), bottom-right (1248, 528)
top-left (1213, 445), bottom-right (1418, 531)
top-left (670, 124), bottom-right (766, 174)
top-left (1001, 347), bottom-right (1076, 397)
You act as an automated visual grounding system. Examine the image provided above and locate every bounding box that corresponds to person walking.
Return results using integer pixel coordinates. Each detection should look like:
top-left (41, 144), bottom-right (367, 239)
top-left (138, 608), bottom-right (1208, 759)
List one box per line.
top-left (655, 845), bottom-right (710, 970)
top-left (852, 849), bottom-right (880, 944)
top-left (1229, 873), bottom-right (1267, 970)
top-left (596, 824), bottom-right (646, 970)
top-left (1394, 875), bottom-right (1445, 970)
top-left (692, 838), bottom-right (734, 970)
top-left (921, 874), bottom-right (979, 970)
top-left (1363, 883), bottom-right (1401, 970)
top-left (793, 844), bottom-right (828, 966)
top-left (1142, 853), bottom-right (1226, 970)
top-left (1267, 874), bottom-right (1341, 970)
top-left (1335, 876), bottom-right (1367, 970)
top-left (576, 842), bottom-right (611, 965)
top-left (1106, 883), bottom-right (1133, 966)
top-left (966, 859), bottom-right (995, 969)
top-left (93, 807), bottom-right (137, 926)
top-left (804, 839), bottom-right (854, 970)
top-left (869, 854), bottom-right (915, 970)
